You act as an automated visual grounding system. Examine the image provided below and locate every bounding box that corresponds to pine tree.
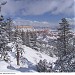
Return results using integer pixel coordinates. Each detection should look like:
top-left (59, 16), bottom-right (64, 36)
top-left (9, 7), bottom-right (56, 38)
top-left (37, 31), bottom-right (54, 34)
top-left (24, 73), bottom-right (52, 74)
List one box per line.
top-left (25, 30), bottom-right (30, 46)
top-left (6, 17), bottom-right (13, 42)
top-left (33, 32), bottom-right (37, 46)
top-left (21, 30), bottom-right (26, 45)
top-left (53, 18), bottom-right (75, 72)
top-left (0, 15), bottom-right (9, 60)
top-left (14, 29), bottom-right (20, 65)
top-left (73, 35), bottom-right (75, 51)
top-left (13, 29), bottom-right (24, 65)
top-left (57, 18), bottom-right (73, 58)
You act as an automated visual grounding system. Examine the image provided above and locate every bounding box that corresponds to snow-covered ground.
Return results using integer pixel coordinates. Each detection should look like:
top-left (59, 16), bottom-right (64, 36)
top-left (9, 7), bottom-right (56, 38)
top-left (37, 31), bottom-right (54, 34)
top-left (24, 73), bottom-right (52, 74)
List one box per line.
top-left (0, 43), bottom-right (57, 72)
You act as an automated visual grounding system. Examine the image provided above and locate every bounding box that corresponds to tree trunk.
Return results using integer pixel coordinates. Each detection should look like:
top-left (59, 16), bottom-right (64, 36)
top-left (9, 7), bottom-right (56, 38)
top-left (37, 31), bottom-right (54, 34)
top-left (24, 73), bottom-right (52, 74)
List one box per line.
top-left (16, 44), bottom-right (19, 65)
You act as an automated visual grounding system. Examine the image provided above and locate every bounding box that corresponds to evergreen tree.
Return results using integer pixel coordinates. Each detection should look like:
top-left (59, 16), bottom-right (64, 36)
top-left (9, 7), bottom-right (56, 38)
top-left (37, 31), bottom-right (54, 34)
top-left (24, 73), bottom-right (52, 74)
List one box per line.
top-left (0, 15), bottom-right (10, 60)
top-left (73, 35), bottom-right (75, 51)
top-left (54, 51), bottom-right (75, 72)
top-left (33, 32), bottom-right (37, 46)
top-left (6, 17), bottom-right (13, 42)
top-left (13, 29), bottom-right (24, 65)
top-left (21, 30), bottom-right (26, 45)
top-left (57, 18), bottom-right (73, 58)
top-left (25, 30), bottom-right (30, 46)
top-left (36, 59), bottom-right (52, 72)
top-left (14, 29), bottom-right (20, 65)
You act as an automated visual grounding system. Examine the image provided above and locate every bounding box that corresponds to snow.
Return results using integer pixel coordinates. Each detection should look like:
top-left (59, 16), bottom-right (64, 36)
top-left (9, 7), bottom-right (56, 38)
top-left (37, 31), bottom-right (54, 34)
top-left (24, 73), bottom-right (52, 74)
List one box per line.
top-left (0, 61), bottom-right (20, 72)
top-left (0, 43), bottom-right (57, 72)
top-left (46, 35), bottom-right (57, 40)
top-left (22, 45), bottom-right (57, 64)
top-left (42, 38), bottom-right (48, 43)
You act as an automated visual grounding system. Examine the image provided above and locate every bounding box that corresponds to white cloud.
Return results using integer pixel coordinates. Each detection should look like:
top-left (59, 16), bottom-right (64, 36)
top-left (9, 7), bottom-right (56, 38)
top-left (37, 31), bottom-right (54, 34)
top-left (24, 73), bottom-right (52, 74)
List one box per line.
top-left (13, 18), bottom-right (51, 27)
top-left (0, 0), bottom-right (74, 16)
top-left (66, 18), bottom-right (75, 26)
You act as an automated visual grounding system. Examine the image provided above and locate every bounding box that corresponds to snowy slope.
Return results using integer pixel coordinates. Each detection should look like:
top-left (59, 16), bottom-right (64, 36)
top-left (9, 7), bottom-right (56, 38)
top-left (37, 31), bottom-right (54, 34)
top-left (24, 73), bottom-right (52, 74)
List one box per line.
top-left (0, 43), bottom-right (57, 72)
top-left (22, 45), bottom-right (57, 65)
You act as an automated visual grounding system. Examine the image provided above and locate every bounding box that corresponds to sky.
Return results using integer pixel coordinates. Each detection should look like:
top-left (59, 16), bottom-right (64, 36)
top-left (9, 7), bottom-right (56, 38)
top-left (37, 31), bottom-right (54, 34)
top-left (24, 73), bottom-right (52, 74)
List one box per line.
top-left (0, 0), bottom-right (75, 29)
